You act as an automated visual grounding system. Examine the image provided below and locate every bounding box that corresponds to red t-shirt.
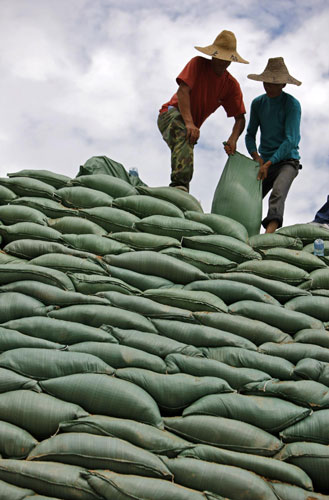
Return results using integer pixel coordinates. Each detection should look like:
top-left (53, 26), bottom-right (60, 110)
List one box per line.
top-left (159, 56), bottom-right (246, 128)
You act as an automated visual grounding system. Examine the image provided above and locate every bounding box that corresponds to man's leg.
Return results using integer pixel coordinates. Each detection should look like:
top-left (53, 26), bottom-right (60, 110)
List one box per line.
top-left (262, 161), bottom-right (299, 231)
top-left (157, 109), bottom-right (194, 192)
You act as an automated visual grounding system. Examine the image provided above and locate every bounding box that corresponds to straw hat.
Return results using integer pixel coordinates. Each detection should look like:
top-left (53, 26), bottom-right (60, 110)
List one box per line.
top-left (248, 57), bottom-right (302, 86)
top-left (195, 30), bottom-right (249, 64)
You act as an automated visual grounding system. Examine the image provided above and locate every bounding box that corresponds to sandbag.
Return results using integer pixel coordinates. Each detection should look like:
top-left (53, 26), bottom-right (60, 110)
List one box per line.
top-left (164, 415), bottom-right (283, 456)
top-left (69, 341), bottom-right (167, 373)
top-left (68, 273), bottom-right (141, 295)
top-left (0, 177), bottom-right (57, 199)
top-left (0, 205), bottom-right (48, 226)
top-left (0, 460), bottom-right (99, 500)
top-left (108, 231), bottom-right (181, 251)
top-left (0, 479), bottom-right (35, 499)
top-left (28, 433), bottom-right (172, 479)
top-left (77, 155), bottom-right (146, 187)
top-left (165, 353), bottom-right (271, 390)
top-left (285, 296), bottom-right (329, 322)
top-left (0, 348), bottom-right (114, 380)
top-left (184, 211), bottom-right (249, 242)
top-left (143, 288), bottom-right (228, 313)
top-left (0, 264), bottom-right (74, 290)
top-left (269, 482), bottom-right (329, 500)
top-left (0, 185), bottom-right (17, 204)
top-left (183, 393), bottom-right (311, 432)
top-left (161, 247), bottom-right (237, 274)
top-left (262, 247), bottom-right (326, 272)
top-left (0, 292), bottom-right (52, 323)
top-left (2, 317), bottom-right (117, 345)
top-left (136, 185), bottom-right (203, 213)
top-left (304, 269), bottom-right (329, 290)
top-left (113, 195), bottom-right (184, 218)
top-left (182, 234), bottom-right (261, 263)
top-left (134, 215), bottom-right (213, 240)
top-left (105, 250), bottom-right (208, 284)
top-left (59, 415), bottom-right (193, 457)
top-left (0, 223), bottom-right (62, 244)
top-left (62, 233), bottom-right (131, 255)
top-left (9, 196), bottom-right (79, 218)
top-left (304, 240), bottom-right (329, 256)
top-left (259, 342), bottom-right (329, 364)
top-left (295, 329), bottom-right (329, 348)
top-left (8, 169), bottom-right (70, 188)
top-left (56, 186), bottom-right (113, 208)
top-left (79, 207), bottom-right (140, 232)
top-left (0, 421), bottom-right (38, 459)
top-left (3, 239), bottom-right (100, 261)
top-left (0, 367), bottom-right (40, 393)
top-left (294, 358), bottom-right (329, 387)
top-left (0, 391), bottom-right (88, 438)
top-left (69, 174), bottom-right (137, 197)
top-left (277, 223), bottom-right (329, 243)
top-left (237, 259), bottom-right (311, 286)
top-left (29, 253), bottom-right (107, 275)
top-left (228, 300), bottom-right (323, 334)
top-left (249, 233), bottom-right (303, 250)
top-left (0, 326), bottom-right (64, 352)
top-left (109, 265), bottom-right (174, 291)
top-left (211, 151), bottom-right (262, 237)
top-left (48, 304), bottom-right (157, 332)
top-left (0, 252), bottom-right (26, 265)
top-left (185, 279), bottom-right (280, 305)
top-left (47, 216), bottom-right (107, 236)
top-left (40, 373), bottom-right (163, 429)
top-left (280, 409), bottom-right (329, 445)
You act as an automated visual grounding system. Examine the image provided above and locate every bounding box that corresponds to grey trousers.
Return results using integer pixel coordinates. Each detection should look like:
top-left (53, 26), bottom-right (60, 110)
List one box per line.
top-left (262, 159), bottom-right (300, 228)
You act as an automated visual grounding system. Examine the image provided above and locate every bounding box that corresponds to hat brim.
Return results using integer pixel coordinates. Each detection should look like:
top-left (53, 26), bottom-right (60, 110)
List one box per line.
top-left (195, 45), bottom-right (249, 64)
top-left (248, 73), bottom-right (302, 86)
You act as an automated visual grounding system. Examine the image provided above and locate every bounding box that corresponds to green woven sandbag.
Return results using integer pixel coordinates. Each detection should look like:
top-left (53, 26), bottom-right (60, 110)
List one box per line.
top-left (69, 174), bottom-right (137, 197)
top-left (136, 185), bottom-right (203, 213)
top-left (164, 415), bottom-right (283, 456)
top-left (0, 252), bottom-right (27, 265)
top-left (280, 409), bottom-right (329, 445)
top-left (49, 304), bottom-right (157, 333)
top-left (262, 248), bottom-right (326, 272)
top-left (269, 482), bottom-right (328, 500)
top-left (0, 281), bottom-right (109, 307)
top-left (277, 223), bottom-right (329, 243)
top-left (0, 391), bottom-right (88, 438)
top-left (294, 358), bottom-right (329, 387)
top-left (260, 342), bottom-right (329, 364)
top-left (105, 251), bottom-right (208, 284)
top-left (210, 272), bottom-right (311, 303)
top-left (135, 215), bottom-right (213, 240)
top-left (275, 442), bottom-right (329, 493)
top-left (77, 155), bottom-right (143, 184)
top-left (3, 239), bottom-right (99, 261)
top-left (69, 341), bottom-right (167, 373)
top-left (0, 223), bottom-right (62, 244)
top-left (143, 289), bottom-right (227, 313)
top-left (56, 186), bottom-right (113, 208)
top-left (304, 240), bottom-right (329, 256)
top-left (194, 311), bottom-right (293, 345)
top-left (59, 415), bottom-right (193, 457)
top-left (184, 211), bottom-right (249, 242)
top-left (304, 269), bottom-right (329, 290)
top-left (0, 421), bottom-right (38, 459)
top-left (0, 478), bottom-right (35, 499)
top-left (113, 195), bottom-right (185, 218)
top-left (8, 169), bottom-right (70, 188)
top-left (29, 253), bottom-right (107, 275)
top-left (0, 326), bottom-right (64, 352)
top-left (237, 260), bottom-right (311, 286)
top-left (182, 234), bottom-right (261, 264)
top-left (295, 329), bottom-right (329, 348)
top-left (96, 291), bottom-right (194, 322)
top-left (0, 177), bottom-right (57, 199)
top-left (0, 460), bottom-right (100, 500)
top-left (183, 393), bottom-right (311, 433)
top-left (62, 233), bottom-right (131, 255)
top-left (0, 264), bottom-right (74, 290)
top-left (165, 353), bottom-right (271, 390)
top-left (79, 207), bottom-right (140, 233)
top-left (109, 265), bottom-right (174, 291)
top-left (0, 185), bottom-right (17, 204)
top-left (108, 231), bottom-right (181, 251)
top-left (0, 205), bottom-right (48, 226)
top-left (2, 316), bottom-right (117, 345)
top-left (249, 233), bottom-right (303, 250)
top-left (244, 379), bottom-right (329, 409)
top-left (312, 289), bottom-right (329, 298)
top-left (84, 469), bottom-right (208, 500)
top-left (9, 196), bottom-right (79, 218)
top-left (0, 367), bottom-right (40, 393)
top-left (185, 279), bottom-right (280, 305)
top-left (115, 368), bottom-right (233, 412)
top-left (180, 445), bottom-right (313, 491)
top-left (68, 273), bottom-right (141, 295)
top-left (202, 346), bottom-right (295, 380)
top-left (229, 300), bottom-right (323, 334)
top-left (104, 326), bottom-right (203, 359)
top-left (161, 247), bottom-right (237, 274)
top-left (152, 319), bottom-right (257, 350)
top-left (47, 216), bottom-right (107, 236)
top-left (28, 433), bottom-right (172, 479)
top-left (40, 373), bottom-right (163, 429)
top-left (211, 152), bottom-right (262, 237)
top-left (0, 348), bottom-right (114, 380)
top-left (0, 292), bottom-right (52, 323)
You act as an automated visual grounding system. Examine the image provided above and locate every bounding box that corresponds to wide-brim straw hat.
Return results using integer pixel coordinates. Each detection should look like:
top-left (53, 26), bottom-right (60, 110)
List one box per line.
top-left (195, 30), bottom-right (249, 64)
top-left (248, 57), bottom-right (302, 85)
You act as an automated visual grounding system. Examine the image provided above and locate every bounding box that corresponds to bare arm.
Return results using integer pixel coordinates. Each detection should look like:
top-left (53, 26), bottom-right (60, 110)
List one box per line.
top-left (177, 82), bottom-right (200, 144)
top-left (224, 114), bottom-right (246, 155)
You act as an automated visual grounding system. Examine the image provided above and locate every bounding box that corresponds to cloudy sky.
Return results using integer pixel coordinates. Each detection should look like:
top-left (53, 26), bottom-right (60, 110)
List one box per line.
top-left (1, 0), bottom-right (328, 229)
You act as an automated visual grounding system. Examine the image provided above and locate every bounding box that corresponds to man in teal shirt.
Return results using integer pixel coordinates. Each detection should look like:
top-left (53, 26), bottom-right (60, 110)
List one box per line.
top-left (245, 57), bottom-right (302, 233)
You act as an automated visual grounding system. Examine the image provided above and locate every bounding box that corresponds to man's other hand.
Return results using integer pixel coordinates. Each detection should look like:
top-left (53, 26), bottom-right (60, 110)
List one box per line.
top-left (186, 123), bottom-right (200, 144)
top-left (257, 161), bottom-right (271, 180)
top-left (224, 140), bottom-right (237, 155)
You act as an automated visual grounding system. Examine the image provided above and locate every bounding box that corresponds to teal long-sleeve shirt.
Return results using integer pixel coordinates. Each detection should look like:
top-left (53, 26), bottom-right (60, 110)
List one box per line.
top-left (245, 91), bottom-right (301, 164)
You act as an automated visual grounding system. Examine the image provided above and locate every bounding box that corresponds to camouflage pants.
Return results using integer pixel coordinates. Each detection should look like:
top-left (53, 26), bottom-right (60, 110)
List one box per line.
top-left (157, 107), bottom-right (194, 191)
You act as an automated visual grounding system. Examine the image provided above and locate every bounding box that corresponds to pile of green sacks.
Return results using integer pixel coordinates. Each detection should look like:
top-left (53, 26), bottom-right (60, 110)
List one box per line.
top-left (0, 155), bottom-right (329, 499)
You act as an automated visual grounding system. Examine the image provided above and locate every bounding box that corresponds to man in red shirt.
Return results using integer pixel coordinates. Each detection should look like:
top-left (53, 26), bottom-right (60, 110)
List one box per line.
top-left (158, 30), bottom-right (248, 192)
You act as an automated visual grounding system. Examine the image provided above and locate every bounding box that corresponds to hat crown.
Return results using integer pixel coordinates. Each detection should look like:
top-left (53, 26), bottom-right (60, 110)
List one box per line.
top-left (265, 57), bottom-right (288, 73)
top-left (213, 30), bottom-right (237, 51)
